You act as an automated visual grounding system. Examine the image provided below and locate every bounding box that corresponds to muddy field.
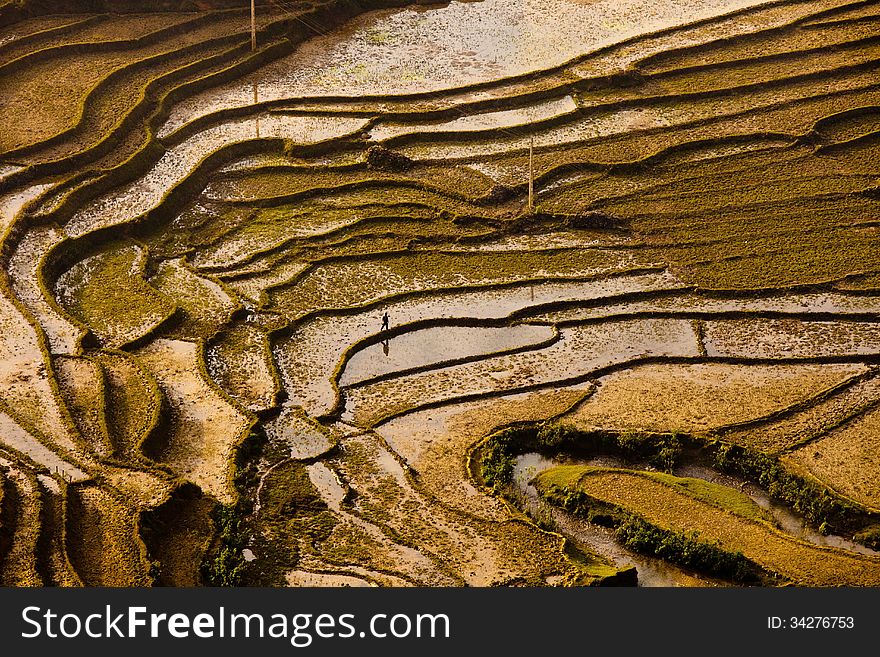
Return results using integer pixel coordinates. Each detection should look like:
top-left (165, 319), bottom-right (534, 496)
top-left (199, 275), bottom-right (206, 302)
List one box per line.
top-left (0, 0), bottom-right (878, 587)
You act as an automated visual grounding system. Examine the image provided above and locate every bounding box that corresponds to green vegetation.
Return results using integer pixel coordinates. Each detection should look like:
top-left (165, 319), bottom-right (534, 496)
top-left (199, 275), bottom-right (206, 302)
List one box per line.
top-left (0, 0), bottom-right (878, 588)
top-left (615, 515), bottom-right (758, 582)
top-left (535, 465), bottom-right (880, 586)
top-left (480, 428), bottom-right (521, 492)
top-left (537, 471), bottom-right (763, 583)
top-left (537, 422), bottom-right (685, 472)
top-left (200, 425), bottom-right (265, 587)
top-left (201, 503), bottom-right (247, 587)
top-left (616, 515), bottom-right (760, 583)
top-left (711, 442), bottom-right (870, 536)
top-left (57, 243), bottom-right (175, 348)
top-left (480, 422), bottom-right (687, 492)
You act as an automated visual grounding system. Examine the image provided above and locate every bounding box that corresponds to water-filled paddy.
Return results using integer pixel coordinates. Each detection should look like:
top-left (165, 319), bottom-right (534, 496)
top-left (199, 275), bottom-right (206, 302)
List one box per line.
top-left (159, 0), bottom-right (772, 135)
top-left (0, 0), bottom-right (878, 587)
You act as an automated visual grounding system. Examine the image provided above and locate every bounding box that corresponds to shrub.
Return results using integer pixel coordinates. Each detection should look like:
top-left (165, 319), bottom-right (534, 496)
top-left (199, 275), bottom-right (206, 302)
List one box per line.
top-left (201, 504), bottom-right (247, 586)
top-left (614, 514), bottom-right (757, 583)
top-left (536, 423), bottom-right (578, 450)
top-left (365, 145), bottom-right (413, 172)
top-left (651, 440), bottom-right (682, 474)
top-left (480, 429), bottom-right (518, 492)
top-left (711, 442), bottom-right (856, 530)
top-left (201, 425), bottom-right (268, 586)
top-left (615, 431), bottom-right (682, 472)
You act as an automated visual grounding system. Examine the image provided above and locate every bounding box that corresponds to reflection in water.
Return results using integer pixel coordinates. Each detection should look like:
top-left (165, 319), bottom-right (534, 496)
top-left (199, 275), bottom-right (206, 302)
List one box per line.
top-left (381, 309), bottom-right (391, 356)
top-left (253, 82), bottom-right (260, 138)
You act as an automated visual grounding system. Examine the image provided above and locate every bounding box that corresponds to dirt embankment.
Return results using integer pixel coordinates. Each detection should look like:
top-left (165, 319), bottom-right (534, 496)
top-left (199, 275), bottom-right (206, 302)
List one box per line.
top-left (14, 1), bottom-right (248, 14)
top-left (0, 0), bottom-right (275, 29)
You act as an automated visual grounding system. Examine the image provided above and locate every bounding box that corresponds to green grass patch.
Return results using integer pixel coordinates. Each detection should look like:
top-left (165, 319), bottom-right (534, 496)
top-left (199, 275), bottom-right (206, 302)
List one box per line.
top-left (57, 242), bottom-right (175, 348)
top-left (149, 259), bottom-right (239, 338)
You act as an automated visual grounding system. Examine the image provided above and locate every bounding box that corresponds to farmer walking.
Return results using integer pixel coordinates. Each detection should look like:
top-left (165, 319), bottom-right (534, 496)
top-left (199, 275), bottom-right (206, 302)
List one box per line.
top-left (381, 311), bottom-right (390, 332)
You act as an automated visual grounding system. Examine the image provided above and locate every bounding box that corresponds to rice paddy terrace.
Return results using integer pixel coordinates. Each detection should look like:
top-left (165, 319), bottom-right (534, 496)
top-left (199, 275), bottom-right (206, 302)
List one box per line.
top-left (0, 0), bottom-right (878, 587)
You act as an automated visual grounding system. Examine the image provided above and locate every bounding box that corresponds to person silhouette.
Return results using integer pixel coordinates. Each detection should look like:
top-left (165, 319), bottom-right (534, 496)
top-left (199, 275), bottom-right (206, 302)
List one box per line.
top-left (381, 312), bottom-right (389, 332)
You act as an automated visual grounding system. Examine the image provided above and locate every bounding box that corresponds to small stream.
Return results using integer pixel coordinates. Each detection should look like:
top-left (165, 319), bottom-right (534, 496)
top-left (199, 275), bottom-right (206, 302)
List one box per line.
top-left (674, 459), bottom-right (877, 557)
top-left (512, 451), bottom-right (877, 587)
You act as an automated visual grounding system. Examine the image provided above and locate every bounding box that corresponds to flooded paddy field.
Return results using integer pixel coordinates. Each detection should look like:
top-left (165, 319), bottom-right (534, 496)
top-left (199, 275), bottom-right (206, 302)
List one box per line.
top-left (0, 0), bottom-right (878, 587)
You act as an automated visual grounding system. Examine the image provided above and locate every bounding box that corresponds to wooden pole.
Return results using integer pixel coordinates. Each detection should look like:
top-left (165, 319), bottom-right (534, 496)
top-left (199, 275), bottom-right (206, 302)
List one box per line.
top-left (251, 0), bottom-right (257, 51)
top-left (528, 136), bottom-right (534, 212)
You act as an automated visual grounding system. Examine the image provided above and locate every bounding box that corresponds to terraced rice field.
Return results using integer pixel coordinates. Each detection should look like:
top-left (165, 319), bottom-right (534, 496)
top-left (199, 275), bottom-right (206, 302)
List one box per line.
top-left (0, 0), bottom-right (878, 587)
top-left (533, 465), bottom-right (880, 586)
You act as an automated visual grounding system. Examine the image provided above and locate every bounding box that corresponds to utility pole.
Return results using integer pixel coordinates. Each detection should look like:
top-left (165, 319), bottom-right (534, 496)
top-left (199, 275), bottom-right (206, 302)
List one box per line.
top-left (528, 136), bottom-right (534, 213)
top-left (251, 0), bottom-right (257, 51)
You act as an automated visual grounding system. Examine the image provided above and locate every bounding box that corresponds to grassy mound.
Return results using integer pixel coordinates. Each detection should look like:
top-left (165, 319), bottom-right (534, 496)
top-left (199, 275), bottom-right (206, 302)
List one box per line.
top-left (56, 242), bottom-right (175, 349)
top-left (53, 355), bottom-right (113, 458)
top-left (92, 350), bottom-right (163, 458)
top-left (65, 484), bottom-right (153, 586)
top-left (535, 465), bottom-right (880, 586)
